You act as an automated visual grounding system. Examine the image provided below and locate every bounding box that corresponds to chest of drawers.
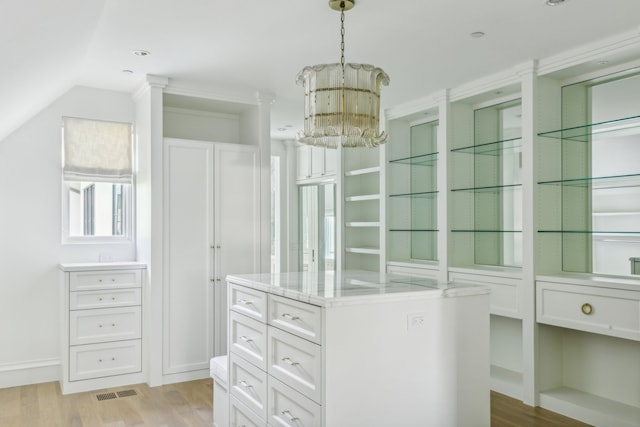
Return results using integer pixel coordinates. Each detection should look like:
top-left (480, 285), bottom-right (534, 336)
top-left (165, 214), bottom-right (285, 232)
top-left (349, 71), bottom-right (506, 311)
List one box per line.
top-left (59, 262), bottom-right (146, 394)
top-left (226, 272), bottom-right (491, 427)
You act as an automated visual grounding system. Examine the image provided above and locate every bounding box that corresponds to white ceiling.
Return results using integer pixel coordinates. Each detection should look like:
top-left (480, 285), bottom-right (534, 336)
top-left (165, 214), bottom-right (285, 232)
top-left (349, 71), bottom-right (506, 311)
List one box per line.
top-left (3, 0), bottom-right (640, 142)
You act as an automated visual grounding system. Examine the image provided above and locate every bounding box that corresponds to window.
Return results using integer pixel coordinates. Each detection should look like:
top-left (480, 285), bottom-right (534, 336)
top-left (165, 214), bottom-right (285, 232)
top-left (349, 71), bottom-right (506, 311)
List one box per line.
top-left (62, 117), bottom-right (133, 241)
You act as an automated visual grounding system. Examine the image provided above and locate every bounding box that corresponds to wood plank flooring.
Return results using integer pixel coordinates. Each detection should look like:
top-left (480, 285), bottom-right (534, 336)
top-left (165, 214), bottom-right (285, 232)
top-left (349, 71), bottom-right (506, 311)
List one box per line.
top-left (0, 379), bottom-right (592, 426)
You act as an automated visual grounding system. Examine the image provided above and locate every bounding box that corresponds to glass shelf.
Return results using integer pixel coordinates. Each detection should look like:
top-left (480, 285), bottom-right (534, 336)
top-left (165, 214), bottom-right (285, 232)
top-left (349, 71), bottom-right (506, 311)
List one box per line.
top-left (451, 230), bottom-right (522, 233)
top-left (538, 173), bottom-right (640, 189)
top-left (451, 137), bottom-right (522, 155)
top-left (389, 191), bottom-right (438, 198)
top-left (537, 115), bottom-right (640, 141)
top-left (538, 230), bottom-right (640, 234)
top-left (389, 229), bottom-right (438, 232)
top-left (451, 184), bottom-right (522, 193)
top-left (389, 152), bottom-right (438, 166)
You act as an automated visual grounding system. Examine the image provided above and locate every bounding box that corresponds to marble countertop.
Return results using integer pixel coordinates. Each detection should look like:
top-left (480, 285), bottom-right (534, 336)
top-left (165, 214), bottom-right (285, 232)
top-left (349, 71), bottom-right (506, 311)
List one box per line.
top-left (226, 270), bottom-right (490, 307)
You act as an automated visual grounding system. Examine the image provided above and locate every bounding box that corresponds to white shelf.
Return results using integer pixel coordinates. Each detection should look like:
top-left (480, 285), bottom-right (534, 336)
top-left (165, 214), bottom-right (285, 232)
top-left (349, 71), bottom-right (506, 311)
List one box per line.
top-left (540, 387), bottom-right (640, 427)
top-left (344, 166), bottom-right (380, 177)
top-left (345, 222), bottom-right (380, 228)
top-left (345, 194), bottom-right (380, 202)
top-left (345, 247), bottom-right (381, 255)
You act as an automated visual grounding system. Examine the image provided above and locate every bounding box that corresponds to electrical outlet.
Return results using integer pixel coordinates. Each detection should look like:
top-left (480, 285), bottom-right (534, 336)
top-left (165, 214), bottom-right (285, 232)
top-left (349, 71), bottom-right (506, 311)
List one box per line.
top-left (407, 312), bottom-right (426, 330)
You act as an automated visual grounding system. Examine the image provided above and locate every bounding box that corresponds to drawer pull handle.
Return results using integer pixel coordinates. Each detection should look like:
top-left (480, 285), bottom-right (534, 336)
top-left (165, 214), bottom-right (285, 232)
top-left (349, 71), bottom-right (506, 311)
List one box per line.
top-left (239, 335), bottom-right (253, 343)
top-left (281, 410), bottom-right (299, 421)
top-left (238, 299), bottom-right (252, 305)
top-left (281, 357), bottom-right (299, 366)
top-left (239, 380), bottom-right (252, 388)
top-left (281, 313), bottom-right (299, 321)
top-left (581, 303), bottom-right (593, 315)
top-left (98, 297), bottom-right (103, 301)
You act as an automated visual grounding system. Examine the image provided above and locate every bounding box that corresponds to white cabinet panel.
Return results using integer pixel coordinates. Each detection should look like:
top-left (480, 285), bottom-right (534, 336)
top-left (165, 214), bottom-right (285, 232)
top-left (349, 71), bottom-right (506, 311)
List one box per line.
top-left (230, 283), bottom-right (268, 322)
top-left (267, 376), bottom-right (322, 427)
top-left (69, 269), bottom-right (141, 291)
top-left (268, 294), bottom-right (322, 344)
top-left (230, 310), bottom-right (268, 370)
top-left (70, 288), bottom-right (142, 310)
top-left (537, 281), bottom-right (640, 341)
top-left (70, 306), bottom-right (141, 345)
top-left (230, 353), bottom-right (268, 420)
top-left (163, 139), bottom-right (260, 377)
top-left (267, 326), bottom-right (322, 403)
top-left (70, 340), bottom-right (142, 382)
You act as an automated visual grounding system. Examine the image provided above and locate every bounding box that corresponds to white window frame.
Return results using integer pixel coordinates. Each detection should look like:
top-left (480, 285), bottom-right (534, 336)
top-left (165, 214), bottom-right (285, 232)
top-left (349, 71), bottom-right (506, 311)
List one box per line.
top-left (62, 180), bottom-right (135, 244)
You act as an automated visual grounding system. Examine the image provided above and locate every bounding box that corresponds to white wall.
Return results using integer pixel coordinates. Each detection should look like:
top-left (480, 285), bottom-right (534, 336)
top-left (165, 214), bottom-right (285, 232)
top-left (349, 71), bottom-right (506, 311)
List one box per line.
top-left (0, 86), bottom-right (135, 387)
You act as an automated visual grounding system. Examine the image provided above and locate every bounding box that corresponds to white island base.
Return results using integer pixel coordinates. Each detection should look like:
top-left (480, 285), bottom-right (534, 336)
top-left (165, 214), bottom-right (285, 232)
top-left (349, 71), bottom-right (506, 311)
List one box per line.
top-left (225, 271), bottom-right (490, 427)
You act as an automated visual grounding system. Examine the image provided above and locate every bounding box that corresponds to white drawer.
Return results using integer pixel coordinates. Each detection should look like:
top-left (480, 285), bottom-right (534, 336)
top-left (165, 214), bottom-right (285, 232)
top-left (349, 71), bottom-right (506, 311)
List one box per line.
top-left (230, 284), bottom-right (268, 323)
top-left (268, 295), bottom-right (322, 344)
top-left (448, 271), bottom-right (521, 318)
top-left (70, 306), bottom-right (142, 345)
top-left (69, 269), bottom-right (142, 291)
top-left (69, 339), bottom-right (141, 381)
top-left (268, 376), bottom-right (321, 427)
top-left (268, 326), bottom-right (321, 404)
top-left (230, 311), bottom-right (267, 370)
top-left (537, 281), bottom-right (640, 341)
top-left (230, 354), bottom-right (268, 420)
top-left (70, 288), bottom-right (142, 310)
top-left (230, 395), bottom-right (265, 427)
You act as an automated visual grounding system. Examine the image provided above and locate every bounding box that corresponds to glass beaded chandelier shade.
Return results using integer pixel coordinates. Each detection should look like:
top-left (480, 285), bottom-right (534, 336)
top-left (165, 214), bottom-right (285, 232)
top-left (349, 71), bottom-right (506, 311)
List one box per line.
top-left (296, 0), bottom-right (390, 149)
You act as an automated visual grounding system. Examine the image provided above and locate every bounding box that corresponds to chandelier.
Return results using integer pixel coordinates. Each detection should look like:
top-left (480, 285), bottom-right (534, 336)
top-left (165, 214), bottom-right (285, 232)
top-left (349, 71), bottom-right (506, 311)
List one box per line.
top-left (296, 0), bottom-right (390, 148)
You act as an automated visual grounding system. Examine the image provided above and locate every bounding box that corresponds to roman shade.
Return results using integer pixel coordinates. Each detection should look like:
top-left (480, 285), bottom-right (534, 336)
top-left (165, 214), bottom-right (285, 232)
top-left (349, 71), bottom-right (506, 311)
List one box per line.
top-left (62, 117), bottom-right (133, 183)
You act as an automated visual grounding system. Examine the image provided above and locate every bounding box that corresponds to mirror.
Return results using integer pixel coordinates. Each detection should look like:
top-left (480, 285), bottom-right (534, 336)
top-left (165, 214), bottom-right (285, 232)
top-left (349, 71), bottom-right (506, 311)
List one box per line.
top-left (300, 183), bottom-right (336, 272)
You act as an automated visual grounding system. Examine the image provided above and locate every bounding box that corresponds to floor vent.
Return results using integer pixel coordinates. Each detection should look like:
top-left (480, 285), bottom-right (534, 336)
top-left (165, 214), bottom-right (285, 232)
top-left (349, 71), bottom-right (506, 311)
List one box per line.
top-left (117, 389), bottom-right (137, 398)
top-left (96, 389), bottom-right (137, 402)
top-left (96, 392), bottom-right (118, 401)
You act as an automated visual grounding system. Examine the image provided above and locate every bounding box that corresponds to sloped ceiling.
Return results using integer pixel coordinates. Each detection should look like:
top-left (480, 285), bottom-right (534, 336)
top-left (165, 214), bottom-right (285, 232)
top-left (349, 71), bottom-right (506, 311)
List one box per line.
top-left (3, 0), bottom-right (640, 142)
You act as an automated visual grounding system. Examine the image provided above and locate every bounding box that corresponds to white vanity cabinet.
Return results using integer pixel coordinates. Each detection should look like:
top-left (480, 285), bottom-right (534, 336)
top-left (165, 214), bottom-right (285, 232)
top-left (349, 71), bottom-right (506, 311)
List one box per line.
top-left (59, 262), bottom-right (146, 394)
top-left (226, 271), bottom-right (490, 427)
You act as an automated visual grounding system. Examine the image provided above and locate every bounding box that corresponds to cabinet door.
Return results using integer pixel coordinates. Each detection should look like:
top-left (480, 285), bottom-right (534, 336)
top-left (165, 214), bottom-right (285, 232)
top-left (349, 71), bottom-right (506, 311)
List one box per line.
top-left (163, 139), bottom-right (215, 375)
top-left (297, 145), bottom-right (311, 180)
top-left (214, 143), bottom-right (261, 356)
top-left (310, 146), bottom-right (325, 178)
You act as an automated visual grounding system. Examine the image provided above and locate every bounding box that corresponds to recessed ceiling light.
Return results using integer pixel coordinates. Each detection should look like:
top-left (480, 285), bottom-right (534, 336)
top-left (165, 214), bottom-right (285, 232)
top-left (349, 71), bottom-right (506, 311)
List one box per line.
top-left (133, 50), bottom-right (151, 57)
top-left (597, 60), bottom-right (609, 65)
top-left (546, 0), bottom-right (566, 6)
top-left (470, 31), bottom-right (485, 38)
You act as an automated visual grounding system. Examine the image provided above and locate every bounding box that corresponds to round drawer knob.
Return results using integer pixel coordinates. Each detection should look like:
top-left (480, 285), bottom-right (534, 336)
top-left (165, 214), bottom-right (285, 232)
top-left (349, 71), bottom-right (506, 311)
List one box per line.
top-left (581, 303), bottom-right (593, 315)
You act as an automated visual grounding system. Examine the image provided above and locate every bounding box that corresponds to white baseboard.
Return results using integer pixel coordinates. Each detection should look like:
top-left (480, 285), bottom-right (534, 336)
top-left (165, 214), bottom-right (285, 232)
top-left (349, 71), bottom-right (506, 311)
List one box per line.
top-left (0, 358), bottom-right (60, 389)
top-left (161, 369), bottom-right (210, 386)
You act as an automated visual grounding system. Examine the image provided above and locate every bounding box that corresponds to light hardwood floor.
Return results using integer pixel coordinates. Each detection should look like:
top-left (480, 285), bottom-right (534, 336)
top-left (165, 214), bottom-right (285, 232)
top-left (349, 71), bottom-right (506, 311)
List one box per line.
top-left (0, 379), bottom-right (592, 427)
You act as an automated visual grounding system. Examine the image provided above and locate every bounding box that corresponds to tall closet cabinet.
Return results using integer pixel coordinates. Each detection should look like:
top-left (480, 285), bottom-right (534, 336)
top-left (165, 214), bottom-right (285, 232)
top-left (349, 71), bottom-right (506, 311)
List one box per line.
top-left (163, 138), bottom-right (259, 378)
top-left (135, 79), bottom-right (272, 386)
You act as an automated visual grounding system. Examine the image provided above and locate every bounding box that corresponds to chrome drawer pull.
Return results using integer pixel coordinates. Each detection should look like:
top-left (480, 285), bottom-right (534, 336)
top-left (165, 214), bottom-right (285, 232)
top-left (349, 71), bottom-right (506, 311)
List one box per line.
top-left (581, 303), bottom-right (593, 315)
top-left (281, 410), bottom-right (299, 421)
top-left (239, 380), bottom-right (252, 388)
top-left (239, 335), bottom-right (253, 342)
top-left (281, 313), bottom-right (299, 321)
top-left (281, 357), bottom-right (299, 366)
top-left (238, 299), bottom-right (252, 305)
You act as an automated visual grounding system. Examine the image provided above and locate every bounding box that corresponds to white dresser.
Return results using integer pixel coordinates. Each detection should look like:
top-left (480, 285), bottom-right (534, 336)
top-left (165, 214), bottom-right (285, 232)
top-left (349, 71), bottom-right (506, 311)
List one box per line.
top-left (59, 262), bottom-right (146, 394)
top-left (226, 271), bottom-right (491, 427)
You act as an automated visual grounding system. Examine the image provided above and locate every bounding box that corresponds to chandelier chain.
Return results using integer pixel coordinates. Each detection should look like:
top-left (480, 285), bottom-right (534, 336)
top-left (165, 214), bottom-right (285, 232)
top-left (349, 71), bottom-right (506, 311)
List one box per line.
top-left (340, 3), bottom-right (345, 73)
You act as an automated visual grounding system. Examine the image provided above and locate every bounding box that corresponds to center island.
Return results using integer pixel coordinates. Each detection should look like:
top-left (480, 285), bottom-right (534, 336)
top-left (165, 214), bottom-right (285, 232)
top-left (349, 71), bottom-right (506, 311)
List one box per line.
top-left (225, 270), bottom-right (490, 427)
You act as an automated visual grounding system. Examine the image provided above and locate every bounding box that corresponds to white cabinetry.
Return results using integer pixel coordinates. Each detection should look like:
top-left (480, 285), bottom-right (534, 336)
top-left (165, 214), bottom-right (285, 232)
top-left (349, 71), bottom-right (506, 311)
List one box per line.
top-left (59, 262), bottom-right (146, 394)
top-left (163, 138), bottom-right (260, 382)
top-left (296, 145), bottom-right (336, 182)
top-left (226, 272), bottom-right (490, 427)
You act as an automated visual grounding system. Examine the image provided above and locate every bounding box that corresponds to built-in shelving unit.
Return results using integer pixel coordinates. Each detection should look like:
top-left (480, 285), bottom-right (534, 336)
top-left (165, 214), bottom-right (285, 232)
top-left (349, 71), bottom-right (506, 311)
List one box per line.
top-left (342, 148), bottom-right (384, 271)
top-left (532, 67), bottom-right (640, 426)
top-left (450, 98), bottom-right (523, 269)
